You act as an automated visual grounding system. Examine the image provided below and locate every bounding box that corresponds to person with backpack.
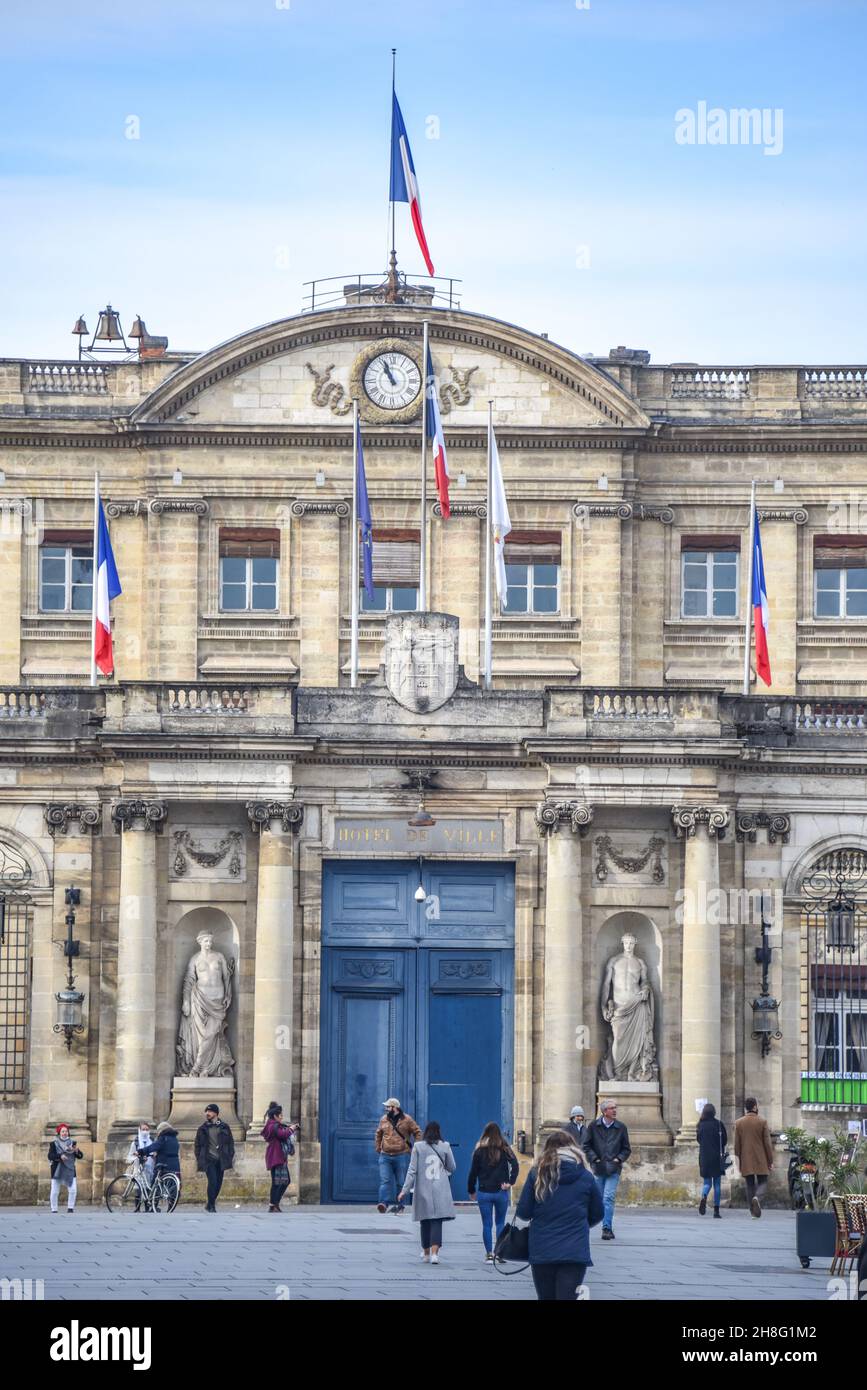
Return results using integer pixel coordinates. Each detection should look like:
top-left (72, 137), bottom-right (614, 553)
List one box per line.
top-left (397, 1121), bottom-right (456, 1264)
top-left (374, 1097), bottom-right (421, 1213)
top-left (514, 1129), bottom-right (604, 1300)
top-left (467, 1122), bottom-right (519, 1262)
top-left (261, 1101), bottom-right (298, 1212)
top-left (48, 1123), bottom-right (84, 1214)
top-left (696, 1102), bottom-right (728, 1218)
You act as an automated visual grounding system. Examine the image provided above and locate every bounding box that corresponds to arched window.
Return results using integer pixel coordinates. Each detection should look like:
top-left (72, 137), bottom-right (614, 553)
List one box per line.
top-left (0, 842), bottom-right (33, 1096)
top-left (801, 849), bottom-right (867, 1104)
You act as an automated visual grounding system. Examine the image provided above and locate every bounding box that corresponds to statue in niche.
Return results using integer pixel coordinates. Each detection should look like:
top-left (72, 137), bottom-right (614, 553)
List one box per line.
top-left (176, 931), bottom-right (236, 1078)
top-left (597, 932), bottom-right (659, 1083)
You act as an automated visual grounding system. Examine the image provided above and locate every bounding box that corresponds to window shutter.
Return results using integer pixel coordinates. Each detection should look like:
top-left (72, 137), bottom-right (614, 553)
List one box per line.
top-left (219, 527), bottom-right (280, 559)
top-left (814, 534), bottom-right (867, 570)
top-left (41, 529), bottom-right (93, 546)
top-left (681, 534), bottom-right (740, 552)
top-left (371, 529), bottom-right (420, 586)
top-left (503, 530), bottom-right (562, 566)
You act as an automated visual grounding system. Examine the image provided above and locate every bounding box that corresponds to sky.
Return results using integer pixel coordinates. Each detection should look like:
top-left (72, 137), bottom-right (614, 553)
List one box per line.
top-left (1, 0), bottom-right (865, 363)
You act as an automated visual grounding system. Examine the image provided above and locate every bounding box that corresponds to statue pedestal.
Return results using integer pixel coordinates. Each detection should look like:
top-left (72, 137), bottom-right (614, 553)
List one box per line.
top-left (595, 1081), bottom-right (672, 1146)
top-left (166, 1076), bottom-right (241, 1140)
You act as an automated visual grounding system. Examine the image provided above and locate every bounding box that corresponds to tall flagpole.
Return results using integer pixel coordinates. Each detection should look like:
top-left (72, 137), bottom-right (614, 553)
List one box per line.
top-left (350, 400), bottom-right (360, 689)
top-left (390, 48), bottom-right (397, 266)
top-left (89, 472), bottom-right (99, 687)
top-left (484, 402), bottom-right (493, 690)
top-left (420, 320), bottom-right (429, 610)
top-left (742, 478), bottom-right (757, 696)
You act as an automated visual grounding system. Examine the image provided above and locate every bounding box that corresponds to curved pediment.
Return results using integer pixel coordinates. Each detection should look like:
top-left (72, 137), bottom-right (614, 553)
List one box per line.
top-left (130, 306), bottom-right (650, 432)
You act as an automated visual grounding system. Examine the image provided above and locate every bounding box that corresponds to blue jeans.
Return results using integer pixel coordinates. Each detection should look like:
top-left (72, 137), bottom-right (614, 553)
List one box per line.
top-left (701, 1175), bottom-right (721, 1206)
top-left (596, 1171), bottom-right (620, 1230)
top-left (476, 1189), bottom-right (510, 1253)
top-left (378, 1152), bottom-right (410, 1206)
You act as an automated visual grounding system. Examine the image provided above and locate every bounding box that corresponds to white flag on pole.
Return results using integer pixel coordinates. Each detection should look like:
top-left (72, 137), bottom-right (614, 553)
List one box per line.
top-left (490, 427), bottom-right (512, 604)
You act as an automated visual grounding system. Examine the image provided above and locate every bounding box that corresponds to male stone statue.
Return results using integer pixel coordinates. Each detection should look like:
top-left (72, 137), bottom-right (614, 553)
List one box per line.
top-left (176, 931), bottom-right (236, 1078)
top-left (597, 932), bottom-right (658, 1083)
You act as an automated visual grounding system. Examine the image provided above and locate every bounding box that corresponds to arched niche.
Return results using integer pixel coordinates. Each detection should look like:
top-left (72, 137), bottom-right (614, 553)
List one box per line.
top-left (171, 906), bottom-right (241, 1076)
top-left (593, 910), bottom-right (664, 1073)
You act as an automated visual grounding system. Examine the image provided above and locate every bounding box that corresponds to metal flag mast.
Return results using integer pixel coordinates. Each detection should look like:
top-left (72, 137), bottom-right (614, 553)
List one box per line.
top-left (350, 400), bottom-right (360, 688)
top-left (742, 478), bottom-right (757, 696)
top-left (484, 402), bottom-right (493, 690)
top-left (89, 473), bottom-right (99, 687)
top-left (420, 320), bottom-right (429, 610)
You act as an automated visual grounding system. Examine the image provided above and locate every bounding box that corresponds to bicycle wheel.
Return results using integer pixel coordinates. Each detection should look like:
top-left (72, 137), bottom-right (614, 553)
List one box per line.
top-left (105, 1175), bottom-right (146, 1213)
top-left (151, 1174), bottom-right (180, 1213)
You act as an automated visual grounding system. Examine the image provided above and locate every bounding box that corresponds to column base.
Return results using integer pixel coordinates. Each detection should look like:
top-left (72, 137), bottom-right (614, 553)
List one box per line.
top-left (166, 1076), bottom-right (241, 1140)
top-left (595, 1082), bottom-right (672, 1146)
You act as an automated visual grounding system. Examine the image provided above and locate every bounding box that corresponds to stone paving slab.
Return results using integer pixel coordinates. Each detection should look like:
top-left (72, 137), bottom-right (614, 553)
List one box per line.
top-left (0, 1205), bottom-right (836, 1301)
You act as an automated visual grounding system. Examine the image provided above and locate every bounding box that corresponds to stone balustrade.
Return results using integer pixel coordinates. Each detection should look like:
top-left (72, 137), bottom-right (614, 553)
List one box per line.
top-left (163, 685), bottom-right (255, 714)
top-left (795, 701), bottom-right (867, 731)
top-left (670, 368), bottom-right (751, 399)
top-left (800, 368), bottom-right (867, 399)
top-left (585, 689), bottom-right (677, 720)
top-left (0, 688), bottom-right (50, 718)
top-left (25, 362), bottom-right (110, 394)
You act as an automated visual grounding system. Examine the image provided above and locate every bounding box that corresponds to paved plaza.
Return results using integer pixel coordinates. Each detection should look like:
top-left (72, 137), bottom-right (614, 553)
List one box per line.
top-left (0, 1205), bottom-right (838, 1301)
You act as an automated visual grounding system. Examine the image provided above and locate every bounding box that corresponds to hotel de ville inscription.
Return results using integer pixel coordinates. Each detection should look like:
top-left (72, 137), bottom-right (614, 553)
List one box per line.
top-left (333, 817), bottom-right (504, 854)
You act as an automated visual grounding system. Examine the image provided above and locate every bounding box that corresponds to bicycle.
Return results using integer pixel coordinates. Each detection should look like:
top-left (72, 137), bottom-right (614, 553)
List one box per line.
top-left (105, 1160), bottom-right (180, 1214)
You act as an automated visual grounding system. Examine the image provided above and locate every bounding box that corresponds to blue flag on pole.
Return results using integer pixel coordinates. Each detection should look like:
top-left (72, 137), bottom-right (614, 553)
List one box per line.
top-left (356, 415), bottom-right (374, 601)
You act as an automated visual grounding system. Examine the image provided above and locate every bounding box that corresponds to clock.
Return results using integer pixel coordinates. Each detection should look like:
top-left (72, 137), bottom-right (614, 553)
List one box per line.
top-left (350, 338), bottom-right (425, 424)
top-left (363, 351), bottom-right (421, 411)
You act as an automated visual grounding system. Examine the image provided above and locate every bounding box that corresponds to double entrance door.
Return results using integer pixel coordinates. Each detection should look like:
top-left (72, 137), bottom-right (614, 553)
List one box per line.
top-left (320, 859), bottom-right (515, 1203)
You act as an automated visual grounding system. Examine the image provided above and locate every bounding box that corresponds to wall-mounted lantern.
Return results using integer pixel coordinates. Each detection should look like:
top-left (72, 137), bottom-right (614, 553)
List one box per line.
top-left (54, 887), bottom-right (85, 1051)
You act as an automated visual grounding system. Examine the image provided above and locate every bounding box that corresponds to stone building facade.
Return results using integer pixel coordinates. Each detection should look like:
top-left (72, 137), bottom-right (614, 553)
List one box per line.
top-left (0, 299), bottom-right (865, 1203)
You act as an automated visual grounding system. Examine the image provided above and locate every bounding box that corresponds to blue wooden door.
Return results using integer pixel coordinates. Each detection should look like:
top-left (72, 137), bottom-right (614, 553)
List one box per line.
top-left (321, 860), bottom-right (513, 1204)
top-left (321, 947), bottom-right (415, 1203)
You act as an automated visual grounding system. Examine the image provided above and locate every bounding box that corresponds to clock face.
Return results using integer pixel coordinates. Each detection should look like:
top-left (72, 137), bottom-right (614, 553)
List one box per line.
top-left (363, 351), bottom-right (421, 411)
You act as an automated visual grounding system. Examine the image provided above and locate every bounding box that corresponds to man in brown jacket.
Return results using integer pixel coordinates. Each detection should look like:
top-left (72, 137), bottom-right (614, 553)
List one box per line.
top-left (375, 1098), bottom-right (422, 1213)
top-left (734, 1097), bottom-right (775, 1217)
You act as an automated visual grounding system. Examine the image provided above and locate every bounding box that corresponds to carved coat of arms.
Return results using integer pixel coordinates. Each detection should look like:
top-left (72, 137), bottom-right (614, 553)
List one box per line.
top-left (384, 612), bottom-right (459, 713)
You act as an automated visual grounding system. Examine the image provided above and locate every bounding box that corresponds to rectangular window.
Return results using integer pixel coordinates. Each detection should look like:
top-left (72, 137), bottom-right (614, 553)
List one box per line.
top-left (39, 531), bottom-right (93, 613)
top-left (219, 528), bottom-right (279, 612)
top-left (814, 535), bottom-right (867, 618)
top-left (680, 535), bottom-right (740, 618)
top-left (361, 528), bottom-right (419, 612)
top-left (0, 895), bottom-right (33, 1094)
top-left (502, 531), bottom-right (561, 615)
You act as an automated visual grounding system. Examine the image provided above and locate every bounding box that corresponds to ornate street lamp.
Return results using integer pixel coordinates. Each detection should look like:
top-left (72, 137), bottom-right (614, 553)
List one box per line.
top-left (751, 891), bottom-right (782, 1057)
top-left (53, 887), bottom-right (85, 1051)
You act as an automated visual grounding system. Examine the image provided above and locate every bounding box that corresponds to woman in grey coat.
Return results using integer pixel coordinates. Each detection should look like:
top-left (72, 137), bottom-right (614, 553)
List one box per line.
top-left (397, 1120), bottom-right (456, 1263)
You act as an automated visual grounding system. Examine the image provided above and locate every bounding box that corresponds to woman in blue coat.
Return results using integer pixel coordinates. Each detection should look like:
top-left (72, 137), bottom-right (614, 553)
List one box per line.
top-left (515, 1129), bottom-right (604, 1300)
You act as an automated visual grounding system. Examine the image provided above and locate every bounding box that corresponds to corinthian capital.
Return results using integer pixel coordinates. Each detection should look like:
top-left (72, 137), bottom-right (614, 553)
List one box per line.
top-left (246, 800), bottom-right (304, 834)
top-left (671, 806), bottom-right (730, 840)
top-left (534, 800), bottom-right (593, 838)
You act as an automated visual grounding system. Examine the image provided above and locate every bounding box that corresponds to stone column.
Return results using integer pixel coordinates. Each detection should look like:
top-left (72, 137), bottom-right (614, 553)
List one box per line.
top-left (579, 506), bottom-right (627, 684)
top-left (111, 799), bottom-right (167, 1124)
top-left (536, 799), bottom-right (593, 1126)
top-left (736, 812), bottom-right (789, 1130)
top-left (672, 806), bottom-right (729, 1138)
top-left (247, 800), bottom-right (303, 1128)
top-left (293, 500), bottom-right (347, 686)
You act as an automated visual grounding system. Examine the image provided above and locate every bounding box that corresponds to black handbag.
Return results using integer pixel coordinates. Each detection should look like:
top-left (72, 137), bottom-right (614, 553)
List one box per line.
top-left (493, 1218), bottom-right (530, 1274)
top-left (719, 1122), bottom-right (733, 1172)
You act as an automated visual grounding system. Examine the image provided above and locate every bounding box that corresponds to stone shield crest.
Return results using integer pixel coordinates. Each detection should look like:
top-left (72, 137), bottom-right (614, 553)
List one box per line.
top-left (384, 612), bottom-right (459, 713)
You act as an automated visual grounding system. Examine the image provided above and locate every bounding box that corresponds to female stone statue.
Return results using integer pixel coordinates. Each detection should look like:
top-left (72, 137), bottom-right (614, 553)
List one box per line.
top-left (597, 932), bottom-right (658, 1083)
top-left (176, 931), bottom-right (236, 1078)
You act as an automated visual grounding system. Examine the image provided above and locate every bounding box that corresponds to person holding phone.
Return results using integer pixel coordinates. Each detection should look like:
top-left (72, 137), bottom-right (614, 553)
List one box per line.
top-left (261, 1101), bottom-right (298, 1212)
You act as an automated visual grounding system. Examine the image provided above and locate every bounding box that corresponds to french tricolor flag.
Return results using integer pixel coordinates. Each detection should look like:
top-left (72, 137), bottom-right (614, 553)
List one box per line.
top-left (390, 92), bottom-right (434, 276)
top-left (93, 488), bottom-right (122, 677)
top-left (425, 343), bottom-right (450, 519)
top-left (751, 508), bottom-right (771, 686)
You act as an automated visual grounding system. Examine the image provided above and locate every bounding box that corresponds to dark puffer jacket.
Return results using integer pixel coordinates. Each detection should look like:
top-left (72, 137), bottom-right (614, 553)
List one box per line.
top-left (141, 1129), bottom-right (181, 1175)
top-left (515, 1157), bottom-right (604, 1265)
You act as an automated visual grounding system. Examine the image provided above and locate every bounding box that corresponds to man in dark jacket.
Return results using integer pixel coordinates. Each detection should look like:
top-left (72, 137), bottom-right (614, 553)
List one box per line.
top-left (194, 1104), bottom-right (235, 1212)
top-left (565, 1107), bottom-right (587, 1147)
top-left (582, 1100), bottom-right (631, 1239)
